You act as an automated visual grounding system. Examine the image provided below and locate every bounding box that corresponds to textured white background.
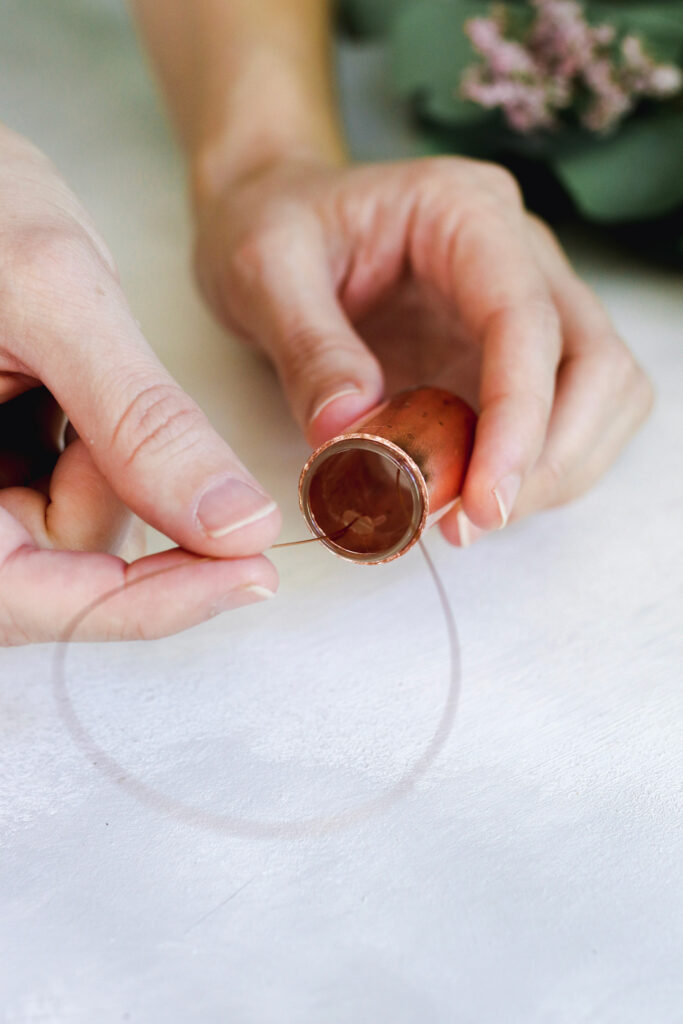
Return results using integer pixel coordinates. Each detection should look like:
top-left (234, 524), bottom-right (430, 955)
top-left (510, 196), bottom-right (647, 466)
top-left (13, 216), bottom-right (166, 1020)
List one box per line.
top-left (0, 3), bottom-right (681, 1022)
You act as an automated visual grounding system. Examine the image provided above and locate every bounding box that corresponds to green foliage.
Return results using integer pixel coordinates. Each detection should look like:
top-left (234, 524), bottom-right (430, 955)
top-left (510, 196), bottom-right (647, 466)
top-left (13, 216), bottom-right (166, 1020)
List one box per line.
top-left (392, 0), bottom-right (491, 123)
top-left (337, 0), bottom-right (407, 37)
top-left (339, 0), bottom-right (683, 253)
top-left (553, 109), bottom-right (683, 220)
top-left (591, 3), bottom-right (683, 62)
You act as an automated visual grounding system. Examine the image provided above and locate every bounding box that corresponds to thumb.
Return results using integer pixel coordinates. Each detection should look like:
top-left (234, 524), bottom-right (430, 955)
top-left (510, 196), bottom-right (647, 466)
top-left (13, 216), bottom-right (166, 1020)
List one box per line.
top-left (253, 239), bottom-right (384, 446)
top-left (34, 276), bottom-right (280, 557)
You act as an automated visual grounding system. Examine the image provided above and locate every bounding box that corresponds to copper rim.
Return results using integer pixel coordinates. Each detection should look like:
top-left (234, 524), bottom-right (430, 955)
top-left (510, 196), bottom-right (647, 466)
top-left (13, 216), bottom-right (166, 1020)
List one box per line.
top-left (298, 432), bottom-right (430, 565)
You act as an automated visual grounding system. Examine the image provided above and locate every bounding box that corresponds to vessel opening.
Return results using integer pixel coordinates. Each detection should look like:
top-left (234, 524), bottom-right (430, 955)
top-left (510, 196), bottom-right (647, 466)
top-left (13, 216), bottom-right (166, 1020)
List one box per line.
top-left (302, 440), bottom-right (424, 563)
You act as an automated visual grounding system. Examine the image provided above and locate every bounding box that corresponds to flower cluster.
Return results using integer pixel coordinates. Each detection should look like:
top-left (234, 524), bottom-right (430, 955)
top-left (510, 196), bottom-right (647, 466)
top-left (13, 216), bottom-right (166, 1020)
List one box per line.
top-left (460, 0), bottom-right (683, 134)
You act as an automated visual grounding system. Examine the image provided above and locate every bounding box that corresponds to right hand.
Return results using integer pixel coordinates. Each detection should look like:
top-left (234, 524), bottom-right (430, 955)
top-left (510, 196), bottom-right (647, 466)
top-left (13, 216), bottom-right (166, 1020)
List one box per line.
top-left (0, 125), bottom-right (281, 645)
top-left (194, 155), bottom-right (653, 547)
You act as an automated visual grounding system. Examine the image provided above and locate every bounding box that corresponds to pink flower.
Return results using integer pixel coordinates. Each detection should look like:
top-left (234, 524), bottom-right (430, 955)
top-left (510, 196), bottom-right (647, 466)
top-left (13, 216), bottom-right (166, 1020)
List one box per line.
top-left (459, 0), bottom-right (683, 135)
top-left (620, 35), bottom-right (683, 99)
top-left (581, 57), bottom-right (632, 132)
top-left (465, 17), bottom-right (536, 76)
top-left (648, 65), bottom-right (683, 97)
top-left (461, 68), bottom-right (555, 131)
top-left (530, 0), bottom-right (594, 79)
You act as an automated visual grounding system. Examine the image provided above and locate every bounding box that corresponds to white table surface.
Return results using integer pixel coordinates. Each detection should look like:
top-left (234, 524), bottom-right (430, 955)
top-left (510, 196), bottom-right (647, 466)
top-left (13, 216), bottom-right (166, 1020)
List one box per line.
top-left (1, 3), bottom-right (681, 1022)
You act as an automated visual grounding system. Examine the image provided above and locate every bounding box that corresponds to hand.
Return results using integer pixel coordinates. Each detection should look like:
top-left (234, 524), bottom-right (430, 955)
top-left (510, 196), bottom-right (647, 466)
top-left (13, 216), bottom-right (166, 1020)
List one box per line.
top-left (0, 125), bottom-right (280, 644)
top-left (193, 155), bottom-right (653, 546)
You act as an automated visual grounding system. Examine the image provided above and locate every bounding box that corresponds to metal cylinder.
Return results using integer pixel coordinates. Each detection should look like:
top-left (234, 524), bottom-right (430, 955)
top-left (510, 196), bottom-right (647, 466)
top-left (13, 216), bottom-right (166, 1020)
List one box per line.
top-left (299, 386), bottom-right (476, 564)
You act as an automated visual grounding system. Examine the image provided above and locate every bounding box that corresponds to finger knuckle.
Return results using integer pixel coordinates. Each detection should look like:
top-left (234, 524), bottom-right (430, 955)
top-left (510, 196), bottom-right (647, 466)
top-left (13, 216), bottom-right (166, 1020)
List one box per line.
top-left (484, 294), bottom-right (561, 355)
top-left (524, 293), bottom-right (560, 329)
top-left (420, 156), bottom-right (521, 206)
top-left (282, 321), bottom-right (326, 363)
top-left (511, 388), bottom-right (554, 445)
top-left (280, 324), bottom-right (343, 382)
top-left (530, 296), bottom-right (563, 352)
top-left (527, 210), bottom-right (560, 240)
top-left (279, 322), bottom-right (379, 394)
top-left (0, 625), bottom-right (30, 647)
top-left (208, 214), bottom-right (300, 325)
top-left (453, 185), bottom-right (526, 248)
top-left (485, 385), bottom-right (552, 445)
top-left (229, 225), bottom-right (270, 280)
top-left (418, 155), bottom-right (461, 183)
top-left (634, 367), bottom-right (655, 420)
top-left (0, 598), bottom-right (32, 646)
top-left (478, 162), bottom-right (522, 204)
top-left (434, 156), bottom-right (521, 212)
top-left (537, 454), bottom-right (570, 502)
top-left (598, 338), bottom-right (652, 406)
top-left (227, 218), bottom-right (294, 287)
top-left (609, 340), bottom-right (638, 382)
top-left (527, 387), bottom-right (554, 430)
top-left (3, 227), bottom-right (111, 300)
top-left (111, 381), bottom-right (206, 468)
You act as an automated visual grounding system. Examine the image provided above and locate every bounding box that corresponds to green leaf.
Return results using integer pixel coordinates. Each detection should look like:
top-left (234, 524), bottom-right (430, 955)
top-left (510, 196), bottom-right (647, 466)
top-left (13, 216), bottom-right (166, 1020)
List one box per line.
top-left (337, 0), bottom-right (408, 38)
top-left (591, 2), bottom-right (683, 33)
top-left (410, 113), bottom-right (506, 158)
top-left (553, 110), bottom-right (683, 221)
top-left (391, 0), bottom-right (491, 124)
top-left (421, 88), bottom-right (489, 125)
top-left (590, 3), bottom-right (683, 62)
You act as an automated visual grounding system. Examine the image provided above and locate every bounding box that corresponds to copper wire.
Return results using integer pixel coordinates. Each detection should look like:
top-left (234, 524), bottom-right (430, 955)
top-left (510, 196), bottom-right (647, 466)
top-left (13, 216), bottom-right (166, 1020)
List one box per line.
top-left (271, 519), bottom-right (359, 549)
top-left (52, 535), bottom-right (461, 838)
top-left (51, 471), bottom-right (461, 837)
top-left (53, 468), bottom-right (423, 645)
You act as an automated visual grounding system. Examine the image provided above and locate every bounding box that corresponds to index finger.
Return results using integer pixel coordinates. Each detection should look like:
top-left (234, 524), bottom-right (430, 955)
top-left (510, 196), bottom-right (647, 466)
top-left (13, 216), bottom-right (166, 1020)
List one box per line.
top-left (0, 509), bottom-right (277, 644)
top-left (417, 186), bottom-right (562, 530)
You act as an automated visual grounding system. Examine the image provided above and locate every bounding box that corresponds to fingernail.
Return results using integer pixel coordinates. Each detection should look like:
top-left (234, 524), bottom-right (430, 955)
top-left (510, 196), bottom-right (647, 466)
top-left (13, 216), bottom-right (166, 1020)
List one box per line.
top-left (455, 505), bottom-right (484, 548)
top-left (209, 583), bottom-right (276, 618)
top-left (197, 478), bottom-right (278, 538)
top-left (492, 472), bottom-right (522, 528)
top-left (242, 584), bottom-right (276, 600)
top-left (308, 386), bottom-right (361, 425)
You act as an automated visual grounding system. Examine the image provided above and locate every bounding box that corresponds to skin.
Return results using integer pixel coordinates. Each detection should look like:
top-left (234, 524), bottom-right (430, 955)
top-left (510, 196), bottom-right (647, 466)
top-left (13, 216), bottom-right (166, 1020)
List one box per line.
top-left (0, 125), bottom-right (280, 643)
top-left (0, 1), bottom-right (653, 643)
top-left (134, 0), bottom-right (652, 538)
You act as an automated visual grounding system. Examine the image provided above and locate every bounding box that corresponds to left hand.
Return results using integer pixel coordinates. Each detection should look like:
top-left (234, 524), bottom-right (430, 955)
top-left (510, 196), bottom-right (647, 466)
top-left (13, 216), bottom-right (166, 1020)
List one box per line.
top-left (193, 155), bottom-right (653, 545)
